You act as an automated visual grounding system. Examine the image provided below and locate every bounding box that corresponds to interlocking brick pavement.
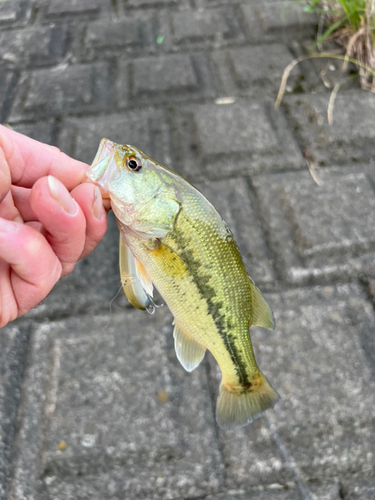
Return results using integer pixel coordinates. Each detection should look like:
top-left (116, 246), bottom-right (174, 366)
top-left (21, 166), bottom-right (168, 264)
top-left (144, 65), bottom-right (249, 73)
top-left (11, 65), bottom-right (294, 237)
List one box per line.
top-left (1, 0), bottom-right (375, 499)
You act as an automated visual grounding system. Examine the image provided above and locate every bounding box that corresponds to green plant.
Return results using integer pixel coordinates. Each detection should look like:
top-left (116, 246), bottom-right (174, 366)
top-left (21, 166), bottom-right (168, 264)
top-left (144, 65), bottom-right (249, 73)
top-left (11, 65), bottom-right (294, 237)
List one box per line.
top-left (297, 0), bottom-right (375, 90)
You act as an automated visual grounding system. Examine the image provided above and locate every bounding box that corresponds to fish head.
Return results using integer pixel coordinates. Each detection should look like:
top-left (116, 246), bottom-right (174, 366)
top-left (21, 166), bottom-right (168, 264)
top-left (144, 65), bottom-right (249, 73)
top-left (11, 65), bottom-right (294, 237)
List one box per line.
top-left (86, 139), bottom-right (181, 238)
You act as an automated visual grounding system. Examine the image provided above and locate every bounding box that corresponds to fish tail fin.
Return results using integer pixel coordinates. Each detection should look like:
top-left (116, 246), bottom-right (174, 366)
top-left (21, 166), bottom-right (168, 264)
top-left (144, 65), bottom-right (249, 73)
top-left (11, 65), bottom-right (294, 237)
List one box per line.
top-left (216, 373), bottom-right (279, 430)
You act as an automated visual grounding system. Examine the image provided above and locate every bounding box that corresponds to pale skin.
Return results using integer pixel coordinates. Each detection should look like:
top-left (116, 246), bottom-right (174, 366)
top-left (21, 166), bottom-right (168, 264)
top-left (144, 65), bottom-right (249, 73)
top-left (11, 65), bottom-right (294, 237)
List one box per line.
top-left (0, 125), bottom-right (110, 328)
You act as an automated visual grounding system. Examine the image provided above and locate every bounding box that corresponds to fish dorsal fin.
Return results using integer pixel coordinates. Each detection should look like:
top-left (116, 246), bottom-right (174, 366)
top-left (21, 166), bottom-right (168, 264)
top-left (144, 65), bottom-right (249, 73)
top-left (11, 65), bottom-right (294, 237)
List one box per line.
top-left (119, 235), bottom-right (153, 310)
top-left (173, 321), bottom-right (206, 372)
top-left (248, 278), bottom-right (275, 330)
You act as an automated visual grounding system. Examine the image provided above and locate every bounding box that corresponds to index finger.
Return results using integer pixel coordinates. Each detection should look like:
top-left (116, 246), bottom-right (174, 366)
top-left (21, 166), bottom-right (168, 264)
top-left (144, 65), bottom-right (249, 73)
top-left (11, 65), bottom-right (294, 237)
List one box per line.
top-left (0, 125), bottom-right (88, 190)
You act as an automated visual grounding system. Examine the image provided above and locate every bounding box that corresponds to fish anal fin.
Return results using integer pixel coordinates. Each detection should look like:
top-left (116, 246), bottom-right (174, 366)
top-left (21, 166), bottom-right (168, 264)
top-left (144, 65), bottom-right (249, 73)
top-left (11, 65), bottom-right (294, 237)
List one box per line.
top-left (249, 278), bottom-right (275, 330)
top-left (173, 322), bottom-right (206, 373)
top-left (216, 373), bottom-right (279, 430)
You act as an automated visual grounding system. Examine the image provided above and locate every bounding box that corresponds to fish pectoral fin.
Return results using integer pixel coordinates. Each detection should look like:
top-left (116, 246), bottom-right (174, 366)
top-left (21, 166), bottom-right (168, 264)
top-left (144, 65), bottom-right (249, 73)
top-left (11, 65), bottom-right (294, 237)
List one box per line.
top-left (134, 258), bottom-right (153, 297)
top-left (119, 235), bottom-right (153, 310)
top-left (249, 277), bottom-right (275, 330)
top-left (173, 321), bottom-right (206, 373)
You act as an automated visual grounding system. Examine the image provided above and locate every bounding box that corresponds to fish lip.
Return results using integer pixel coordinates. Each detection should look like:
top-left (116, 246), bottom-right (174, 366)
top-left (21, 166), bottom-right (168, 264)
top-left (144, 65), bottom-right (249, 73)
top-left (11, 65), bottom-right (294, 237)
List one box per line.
top-left (86, 138), bottom-right (117, 190)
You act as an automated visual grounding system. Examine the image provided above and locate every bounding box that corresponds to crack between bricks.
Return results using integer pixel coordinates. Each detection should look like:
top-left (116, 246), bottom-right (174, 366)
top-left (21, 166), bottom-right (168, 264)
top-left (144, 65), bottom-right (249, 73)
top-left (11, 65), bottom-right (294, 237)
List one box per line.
top-left (264, 414), bottom-right (311, 500)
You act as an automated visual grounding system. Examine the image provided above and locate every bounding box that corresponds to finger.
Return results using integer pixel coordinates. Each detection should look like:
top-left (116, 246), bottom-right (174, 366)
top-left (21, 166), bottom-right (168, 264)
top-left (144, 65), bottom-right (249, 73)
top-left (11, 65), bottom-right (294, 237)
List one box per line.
top-left (0, 191), bottom-right (23, 223)
top-left (0, 125), bottom-right (89, 190)
top-left (10, 185), bottom-right (36, 222)
top-left (0, 218), bottom-right (62, 326)
top-left (0, 146), bottom-right (11, 203)
top-left (70, 183), bottom-right (108, 259)
top-left (30, 176), bottom-right (87, 276)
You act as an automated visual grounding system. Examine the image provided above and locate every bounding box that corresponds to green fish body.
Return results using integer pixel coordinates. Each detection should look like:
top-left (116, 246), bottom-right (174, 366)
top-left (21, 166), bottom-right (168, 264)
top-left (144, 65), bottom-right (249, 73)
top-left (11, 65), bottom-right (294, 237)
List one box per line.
top-left (87, 139), bottom-right (278, 429)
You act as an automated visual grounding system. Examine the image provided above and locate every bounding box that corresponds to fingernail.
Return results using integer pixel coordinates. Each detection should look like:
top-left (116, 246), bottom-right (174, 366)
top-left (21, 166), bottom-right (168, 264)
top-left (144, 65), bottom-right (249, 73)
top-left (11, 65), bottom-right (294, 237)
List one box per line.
top-left (93, 187), bottom-right (104, 219)
top-left (0, 217), bottom-right (18, 233)
top-left (48, 175), bottom-right (77, 215)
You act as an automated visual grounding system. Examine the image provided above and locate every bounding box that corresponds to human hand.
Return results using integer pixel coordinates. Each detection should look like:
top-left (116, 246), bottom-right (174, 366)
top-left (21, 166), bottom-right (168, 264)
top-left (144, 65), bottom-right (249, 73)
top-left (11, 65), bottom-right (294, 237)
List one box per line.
top-left (0, 125), bottom-right (108, 328)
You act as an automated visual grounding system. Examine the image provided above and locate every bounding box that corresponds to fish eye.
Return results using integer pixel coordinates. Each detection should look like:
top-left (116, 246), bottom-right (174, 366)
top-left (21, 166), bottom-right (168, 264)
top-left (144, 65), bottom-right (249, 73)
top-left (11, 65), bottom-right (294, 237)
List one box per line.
top-left (126, 156), bottom-right (142, 171)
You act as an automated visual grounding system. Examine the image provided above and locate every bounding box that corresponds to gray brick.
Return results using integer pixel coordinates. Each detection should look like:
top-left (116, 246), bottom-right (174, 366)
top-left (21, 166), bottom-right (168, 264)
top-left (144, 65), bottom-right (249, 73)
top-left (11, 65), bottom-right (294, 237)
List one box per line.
top-left (263, 284), bottom-right (375, 483)
top-left (283, 91), bottom-right (375, 165)
top-left (241, 2), bottom-right (317, 43)
top-left (0, 324), bottom-right (30, 500)
top-left (196, 178), bottom-right (275, 286)
top-left (118, 53), bottom-right (215, 106)
top-left (0, 26), bottom-right (68, 69)
top-left (0, 72), bottom-right (15, 121)
top-left (47, 0), bottom-right (105, 16)
top-left (7, 311), bottom-right (223, 499)
top-left (211, 45), bottom-right (303, 97)
top-left (214, 414), bottom-right (296, 490)
top-left (341, 477), bottom-right (375, 499)
top-left (9, 62), bottom-right (112, 121)
top-left (127, 0), bottom-right (183, 5)
top-left (59, 109), bottom-right (173, 167)
top-left (174, 100), bottom-right (303, 180)
top-left (11, 122), bottom-right (55, 145)
top-left (253, 165), bottom-right (375, 285)
top-left (0, 0), bottom-right (22, 24)
top-left (205, 490), bottom-right (302, 500)
top-left (309, 483), bottom-right (342, 500)
top-left (84, 17), bottom-right (144, 50)
top-left (171, 7), bottom-right (244, 46)
top-left (135, 54), bottom-right (197, 93)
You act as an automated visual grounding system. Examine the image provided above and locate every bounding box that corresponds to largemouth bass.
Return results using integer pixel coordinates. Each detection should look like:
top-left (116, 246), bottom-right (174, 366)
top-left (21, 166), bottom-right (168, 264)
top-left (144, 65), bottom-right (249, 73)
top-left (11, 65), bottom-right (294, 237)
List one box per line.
top-left (86, 139), bottom-right (279, 430)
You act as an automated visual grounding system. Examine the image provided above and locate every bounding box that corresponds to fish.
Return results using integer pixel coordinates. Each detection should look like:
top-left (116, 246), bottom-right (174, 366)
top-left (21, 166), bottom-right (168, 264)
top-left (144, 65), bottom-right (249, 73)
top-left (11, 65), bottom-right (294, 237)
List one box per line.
top-left (86, 139), bottom-right (279, 430)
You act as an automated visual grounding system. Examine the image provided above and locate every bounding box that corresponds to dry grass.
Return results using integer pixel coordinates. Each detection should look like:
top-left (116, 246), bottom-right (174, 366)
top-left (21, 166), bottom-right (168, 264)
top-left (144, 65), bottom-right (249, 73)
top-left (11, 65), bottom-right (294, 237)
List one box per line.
top-left (304, 0), bottom-right (375, 90)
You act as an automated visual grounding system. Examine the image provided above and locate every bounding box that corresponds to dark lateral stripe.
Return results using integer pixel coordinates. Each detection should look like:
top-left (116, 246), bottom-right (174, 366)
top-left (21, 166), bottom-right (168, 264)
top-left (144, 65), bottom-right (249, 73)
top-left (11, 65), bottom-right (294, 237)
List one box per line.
top-left (170, 217), bottom-right (250, 387)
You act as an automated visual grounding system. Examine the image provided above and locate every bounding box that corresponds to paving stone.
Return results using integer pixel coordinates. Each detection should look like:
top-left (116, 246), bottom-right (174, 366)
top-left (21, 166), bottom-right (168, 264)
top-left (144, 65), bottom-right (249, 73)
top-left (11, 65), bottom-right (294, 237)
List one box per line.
top-left (308, 481), bottom-right (341, 500)
top-left (47, 0), bottom-right (106, 16)
top-left (211, 45), bottom-right (304, 96)
top-left (0, 26), bottom-right (68, 69)
top-left (253, 165), bottom-right (375, 285)
top-left (174, 99), bottom-right (303, 180)
top-left (341, 477), bottom-right (375, 499)
top-left (126, 0), bottom-right (185, 6)
top-left (11, 122), bottom-right (55, 145)
top-left (240, 2), bottom-right (317, 43)
top-left (118, 53), bottom-right (216, 106)
top-left (283, 91), bottom-right (375, 166)
top-left (84, 16), bottom-right (146, 52)
top-left (0, 323), bottom-right (30, 500)
top-left (0, 0), bottom-right (23, 24)
top-left (196, 178), bottom-right (275, 286)
top-left (211, 413), bottom-right (296, 491)
top-left (9, 62), bottom-right (113, 121)
top-left (262, 284), bottom-right (375, 484)
top-left (0, 72), bottom-right (15, 122)
top-left (170, 7), bottom-right (244, 46)
top-left (205, 489), bottom-right (303, 500)
top-left (59, 108), bottom-right (173, 168)
top-left (7, 311), bottom-right (223, 499)
top-left (206, 283), bottom-right (375, 490)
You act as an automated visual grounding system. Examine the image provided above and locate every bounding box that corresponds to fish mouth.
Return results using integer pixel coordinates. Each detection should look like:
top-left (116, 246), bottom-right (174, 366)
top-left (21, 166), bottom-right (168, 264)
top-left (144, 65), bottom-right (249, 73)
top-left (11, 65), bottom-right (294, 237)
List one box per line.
top-left (86, 138), bottom-right (117, 192)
